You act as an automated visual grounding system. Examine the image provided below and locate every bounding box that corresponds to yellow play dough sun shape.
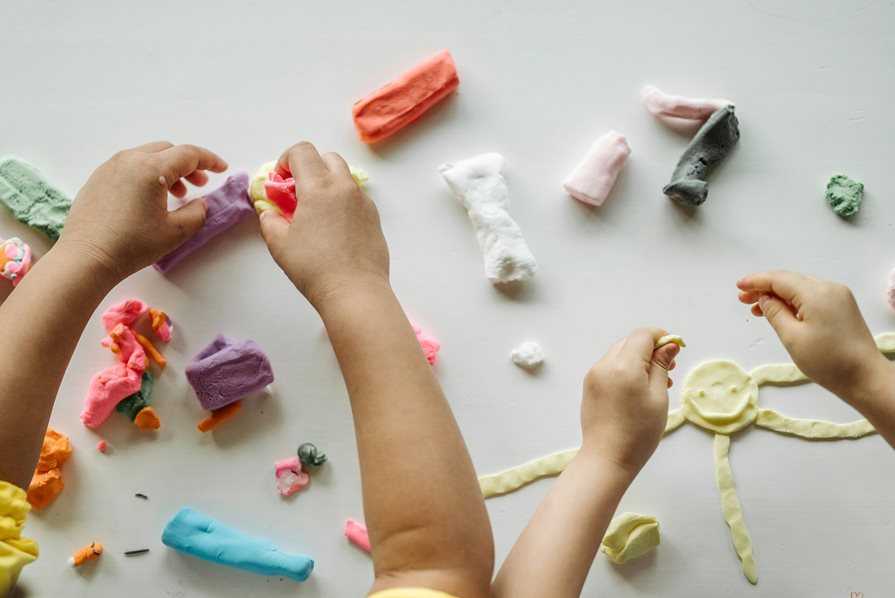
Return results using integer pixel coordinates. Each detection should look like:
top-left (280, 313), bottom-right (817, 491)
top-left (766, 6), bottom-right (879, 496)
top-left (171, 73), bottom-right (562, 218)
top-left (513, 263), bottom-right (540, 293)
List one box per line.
top-left (478, 333), bottom-right (895, 585)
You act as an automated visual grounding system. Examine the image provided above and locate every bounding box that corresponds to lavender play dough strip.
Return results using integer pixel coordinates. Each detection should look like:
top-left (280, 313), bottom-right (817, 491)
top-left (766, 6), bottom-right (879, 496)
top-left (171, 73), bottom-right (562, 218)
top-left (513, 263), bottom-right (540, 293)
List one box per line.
top-left (154, 171), bottom-right (253, 273)
top-left (185, 334), bottom-right (275, 411)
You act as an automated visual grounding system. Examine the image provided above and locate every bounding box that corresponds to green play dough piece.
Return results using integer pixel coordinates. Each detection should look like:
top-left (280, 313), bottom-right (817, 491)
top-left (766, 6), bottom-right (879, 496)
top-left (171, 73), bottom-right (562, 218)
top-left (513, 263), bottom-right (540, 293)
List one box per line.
top-left (0, 156), bottom-right (71, 240)
top-left (825, 174), bottom-right (864, 218)
top-left (117, 372), bottom-right (155, 421)
top-left (297, 443), bottom-right (327, 467)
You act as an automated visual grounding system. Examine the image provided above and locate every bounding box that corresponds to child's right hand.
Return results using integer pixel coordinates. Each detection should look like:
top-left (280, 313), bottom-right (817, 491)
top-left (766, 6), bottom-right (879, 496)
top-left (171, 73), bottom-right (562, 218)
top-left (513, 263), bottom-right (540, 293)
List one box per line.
top-left (579, 329), bottom-right (680, 478)
top-left (259, 142), bottom-right (390, 309)
top-left (737, 270), bottom-right (888, 404)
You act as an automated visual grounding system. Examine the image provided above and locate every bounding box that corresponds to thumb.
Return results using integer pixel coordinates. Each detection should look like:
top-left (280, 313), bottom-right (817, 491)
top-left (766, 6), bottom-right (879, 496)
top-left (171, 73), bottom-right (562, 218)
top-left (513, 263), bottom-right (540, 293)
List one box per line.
top-left (648, 342), bottom-right (680, 392)
top-left (258, 209), bottom-right (290, 249)
top-left (165, 198), bottom-right (207, 247)
top-left (757, 293), bottom-right (798, 341)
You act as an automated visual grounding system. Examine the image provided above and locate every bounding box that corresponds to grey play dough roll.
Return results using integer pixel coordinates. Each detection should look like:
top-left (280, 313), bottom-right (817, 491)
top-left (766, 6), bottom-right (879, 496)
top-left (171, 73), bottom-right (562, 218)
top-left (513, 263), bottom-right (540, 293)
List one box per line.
top-left (663, 105), bottom-right (739, 207)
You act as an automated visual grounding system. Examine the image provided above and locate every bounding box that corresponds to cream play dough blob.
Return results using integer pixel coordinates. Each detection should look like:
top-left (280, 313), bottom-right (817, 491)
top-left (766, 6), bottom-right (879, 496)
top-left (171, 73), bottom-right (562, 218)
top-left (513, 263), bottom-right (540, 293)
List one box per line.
top-left (600, 512), bottom-right (660, 565)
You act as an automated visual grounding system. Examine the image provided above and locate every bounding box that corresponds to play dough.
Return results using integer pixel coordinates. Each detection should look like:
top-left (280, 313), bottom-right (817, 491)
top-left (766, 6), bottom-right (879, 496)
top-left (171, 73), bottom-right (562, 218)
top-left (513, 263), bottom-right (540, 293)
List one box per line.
top-left (185, 334), bottom-right (274, 411)
top-left (439, 153), bottom-right (537, 284)
top-left (196, 401), bottom-right (242, 433)
top-left (825, 174), bottom-right (864, 218)
top-left (161, 508), bottom-right (314, 582)
top-left (27, 428), bottom-right (71, 509)
top-left (0, 156), bottom-right (71, 240)
top-left (642, 85), bottom-right (732, 122)
top-left (563, 130), bottom-right (630, 207)
top-left (663, 105), bottom-right (739, 207)
top-left (68, 542), bottom-right (103, 568)
top-left (297, 443), bottom-right (327, 468)
top-left (250, 162), bottom-right (370, 219)
top-left (154, 171), bottom-right (253, 273)
top-left (655, 334), bottom-right (686, 348)
top-left (344, 519), bottom-right (371, 553)
top-left (412, 323), bottom-right (441, 365)
top-left (478, 338), bottom-right (889, 584)
top-left (0, 237), bottom-right (32, 286)
top-left (510, 341), bottom-right (545, 370)
top-left (275, 457), bottom-right (310, 496)
top-left (600, 512), bottom-right (660, 565)
top-left (352, 50), bottom-right (459, 144)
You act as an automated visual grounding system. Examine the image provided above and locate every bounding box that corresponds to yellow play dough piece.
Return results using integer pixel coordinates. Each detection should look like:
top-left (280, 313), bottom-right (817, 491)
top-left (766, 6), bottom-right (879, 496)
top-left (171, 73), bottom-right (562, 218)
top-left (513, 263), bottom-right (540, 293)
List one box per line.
top-left (875, 332), bottom-right (895, 353)
top-left (250, 161), bottom-right (370, 215)
top-left (479, 449), bottom-right (577, 498)
top-left (600, 512), bottom-right (660, 564)
top-left (755, 409), bottom-right (875, 439)
top-left (665, 409), bottom-right (685, 433)
top-left (713, 434), bottom-right (758, 584)
top-left (680, 360), bottom-right (758, 434)
top-left (655, 334), bottom-right (686, 348)
top-left (750, 363), bottom-right (808, 386)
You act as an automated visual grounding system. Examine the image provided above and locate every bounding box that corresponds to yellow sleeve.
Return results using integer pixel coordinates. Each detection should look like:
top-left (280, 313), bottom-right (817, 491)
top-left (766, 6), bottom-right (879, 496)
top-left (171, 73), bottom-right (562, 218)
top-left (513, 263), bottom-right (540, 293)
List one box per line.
top-left (369, 590), bottom-right (460, 598)
top-left (0, 481), bottom-right (39, 595)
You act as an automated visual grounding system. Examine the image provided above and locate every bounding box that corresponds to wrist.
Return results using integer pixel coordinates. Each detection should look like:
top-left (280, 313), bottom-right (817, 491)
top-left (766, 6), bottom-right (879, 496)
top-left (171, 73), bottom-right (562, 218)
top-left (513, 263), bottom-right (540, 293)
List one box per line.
top-left (312, 273), bottom-right (394, 319)
top-left (842, 354), bottom-right (895, 413)
top-left (52, 237), bottom-right (127, 288)
top-left (574, 444), bottom-right (639, 488)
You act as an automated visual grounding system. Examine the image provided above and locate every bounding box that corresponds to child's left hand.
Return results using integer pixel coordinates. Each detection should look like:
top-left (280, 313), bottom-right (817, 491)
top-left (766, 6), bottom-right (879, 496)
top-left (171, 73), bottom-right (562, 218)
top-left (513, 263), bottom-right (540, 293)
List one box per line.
top-left (58, 141), bottom-right (228, 281)
top-left (580, 328), bottom-right (680, 477)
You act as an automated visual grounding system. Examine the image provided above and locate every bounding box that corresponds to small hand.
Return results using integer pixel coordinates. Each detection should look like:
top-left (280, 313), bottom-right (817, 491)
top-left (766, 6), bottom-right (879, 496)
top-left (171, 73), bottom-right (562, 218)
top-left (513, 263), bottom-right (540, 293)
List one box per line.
top-left (259, 141), bottom-right (390, 308)
top-left (737, 270), bottom-right (887, 403)
top-left (580, 328), bottom-right (680, 477)
top-left (58, 141), bottom-right (227, 281)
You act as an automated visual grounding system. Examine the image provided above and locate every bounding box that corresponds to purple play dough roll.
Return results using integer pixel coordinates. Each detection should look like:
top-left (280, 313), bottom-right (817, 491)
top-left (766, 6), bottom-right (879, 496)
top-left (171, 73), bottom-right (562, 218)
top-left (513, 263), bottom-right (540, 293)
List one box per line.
top-left (154, 171), bottom-right (253, 273)
top-left (186, 334), bottom-right (275, 411)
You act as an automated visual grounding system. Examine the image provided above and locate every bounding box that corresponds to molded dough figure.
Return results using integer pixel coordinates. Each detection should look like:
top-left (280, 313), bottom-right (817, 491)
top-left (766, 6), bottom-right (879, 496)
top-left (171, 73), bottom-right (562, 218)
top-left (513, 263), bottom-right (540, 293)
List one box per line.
top-left (439, 153), bottom-right (537, 284)
top-left (478, 334), bottom-right (893, 584)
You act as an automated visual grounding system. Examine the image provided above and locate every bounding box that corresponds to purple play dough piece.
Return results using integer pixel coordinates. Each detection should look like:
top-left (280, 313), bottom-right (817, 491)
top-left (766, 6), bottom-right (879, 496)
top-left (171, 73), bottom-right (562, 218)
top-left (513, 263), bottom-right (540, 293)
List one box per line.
top-left (154, 171), bottom-right (253, 274)
top-left (185, 334), bottom-right (275, 411)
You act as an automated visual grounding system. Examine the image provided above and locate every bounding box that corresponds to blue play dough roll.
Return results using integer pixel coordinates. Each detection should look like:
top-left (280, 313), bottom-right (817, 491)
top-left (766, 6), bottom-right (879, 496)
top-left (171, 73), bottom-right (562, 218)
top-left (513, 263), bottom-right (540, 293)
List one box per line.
top-left (161, 508), bottom-right (314, 582)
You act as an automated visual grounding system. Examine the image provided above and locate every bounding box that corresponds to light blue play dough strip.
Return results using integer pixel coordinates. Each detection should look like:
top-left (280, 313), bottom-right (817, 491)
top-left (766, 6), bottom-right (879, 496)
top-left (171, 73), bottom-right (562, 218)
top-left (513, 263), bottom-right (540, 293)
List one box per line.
top-left (161, 508), bottom-right (314, 582)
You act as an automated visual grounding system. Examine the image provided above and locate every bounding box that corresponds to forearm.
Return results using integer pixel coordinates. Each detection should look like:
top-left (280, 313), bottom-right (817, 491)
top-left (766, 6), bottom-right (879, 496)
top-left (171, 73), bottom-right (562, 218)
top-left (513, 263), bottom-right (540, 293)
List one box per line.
top-left (0, 243), bottom-right (117, 487)
top-left (493, 449), bottom-right (633, 598)
top-left (844, 358), bottom-right (895, 449)
top-left (317, 281), bottom-right (493, 595)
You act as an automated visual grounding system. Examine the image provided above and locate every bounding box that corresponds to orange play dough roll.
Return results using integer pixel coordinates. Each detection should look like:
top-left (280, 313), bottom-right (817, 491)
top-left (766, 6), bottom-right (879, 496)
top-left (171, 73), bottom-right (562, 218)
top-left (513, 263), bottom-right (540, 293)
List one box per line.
top-left (197, 401), bottom-right (242, 433)
top-left (352, 50), bottom-right (459, 143)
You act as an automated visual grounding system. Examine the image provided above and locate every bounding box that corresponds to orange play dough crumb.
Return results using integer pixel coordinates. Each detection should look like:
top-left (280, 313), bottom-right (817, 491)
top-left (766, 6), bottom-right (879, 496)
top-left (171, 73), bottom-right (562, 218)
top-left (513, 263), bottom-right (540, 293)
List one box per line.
top-left (69, 541), bottom-right (103, 567)
top-left (28, 428), bottom-right (72, 509)
top-left (134, 407), bottom-right (161, 431)
top-left (135, 332), bottom-right (167, 369)
top-left (352, 50), bottom-right (459, 144)
top-left (197, 401), bottom-right (242, 433)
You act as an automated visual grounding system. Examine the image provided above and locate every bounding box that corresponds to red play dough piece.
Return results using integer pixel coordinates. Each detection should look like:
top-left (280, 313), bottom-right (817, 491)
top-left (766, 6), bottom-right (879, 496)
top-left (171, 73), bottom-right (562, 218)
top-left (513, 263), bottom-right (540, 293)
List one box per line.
top-left (352, 50), bottom-right (459, 144)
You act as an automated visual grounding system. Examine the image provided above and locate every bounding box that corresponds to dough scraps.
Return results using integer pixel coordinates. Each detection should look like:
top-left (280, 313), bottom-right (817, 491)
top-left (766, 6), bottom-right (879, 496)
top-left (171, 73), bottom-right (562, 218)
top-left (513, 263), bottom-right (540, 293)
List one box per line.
top-left (27, 428), bottom-right (71, 509)
top-left (663, 105), bottom-right (739, 207)
top-left (154, 171), bottom-right (253, 273)
top-left (642, 85), bottom-right (732, 122)
top-left (68, 541), bottom-right (103, 568)
top-left (251, 162), bottom-right (369, 220)
top-left (825, 174), bottom-right (864, 218)
top-left (412, 323), bottom-right (441, 365)
top-left (0, 156), bottom-right (71, 240)
top-left (479, 449), bottom-right (577, 498)
top-left (439, 153), bottom-right (537, 284)
top-left (0, 237), bottom-right (32, 286)
top-left (196, 401), bottom-right (242, 433)
top-left (510, 341), bottom-right (545, 370)
top-left (600, 512), bottom-right (660, 564)
top-left (563, 130), bottom-right (630, 207)
top-left (297, 443), bottom-right (327, 468)
top-left (275, 456), bottom-right (310, 496)
top-left (655, 334), bottom-right (686, 348)
top-left (344, 519), bottom-right (371, 553)
top-left (186, 334), bottom-right (274, 411)
top-left (352, 50), bottom-right (459, 144)
top-left (96, 439), bottom-right (108, 454)
top-left (161, 508), bottom-right (314, 581)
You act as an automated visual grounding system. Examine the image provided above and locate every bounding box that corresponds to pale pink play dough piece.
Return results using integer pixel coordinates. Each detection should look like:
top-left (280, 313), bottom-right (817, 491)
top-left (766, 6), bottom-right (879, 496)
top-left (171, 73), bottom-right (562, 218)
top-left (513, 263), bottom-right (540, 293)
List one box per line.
top-left (275, 456), bottom-right (310, 496)
top-left (101, 300), bottom-right (149, 331)
top-left (887, 268), bottom-right (895, 312)
top-left (563, 130), bottom-right (631, 207)
top-left (344, 519), bottom-right (371, 553)
top-left (642, 85), bottom-right (732, 122)
top-left (81, 325), bottom-right (147, 429)
top-left (412, 323), bottom-right (441, 365)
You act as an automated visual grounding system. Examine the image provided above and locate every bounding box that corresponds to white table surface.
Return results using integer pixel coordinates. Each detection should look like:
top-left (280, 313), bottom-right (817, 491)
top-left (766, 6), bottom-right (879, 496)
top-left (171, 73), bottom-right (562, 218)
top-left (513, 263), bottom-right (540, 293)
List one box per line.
top-left (2, 0), bottom-right (894, 596)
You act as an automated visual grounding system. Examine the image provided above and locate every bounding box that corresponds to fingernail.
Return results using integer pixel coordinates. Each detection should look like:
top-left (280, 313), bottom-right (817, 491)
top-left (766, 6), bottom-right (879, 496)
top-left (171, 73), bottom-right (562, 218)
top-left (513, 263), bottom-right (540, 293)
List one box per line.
top-left (758, 294), bottom-right (770, 309)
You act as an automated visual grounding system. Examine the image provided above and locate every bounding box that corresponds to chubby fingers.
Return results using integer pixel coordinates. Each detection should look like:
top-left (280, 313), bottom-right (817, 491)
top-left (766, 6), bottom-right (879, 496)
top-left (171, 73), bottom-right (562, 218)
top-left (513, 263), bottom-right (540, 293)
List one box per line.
top-left (152, 144), bottom-right (228, 197)
top-left (275, 141), bottom-right (328, 187)
top-left (736, 270), bottom-right (818, 311)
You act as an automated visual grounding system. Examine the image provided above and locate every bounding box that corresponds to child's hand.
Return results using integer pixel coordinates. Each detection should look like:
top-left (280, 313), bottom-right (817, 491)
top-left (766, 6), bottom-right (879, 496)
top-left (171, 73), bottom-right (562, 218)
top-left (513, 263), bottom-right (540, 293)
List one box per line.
top-left (59, 142), bottom-right (227, 280)
top-left (259, 142), bottom-right (390, 308)
top-left (580, 328), bottom-right (679, 477)
top-left (737, 270), bottom-right (887, 403)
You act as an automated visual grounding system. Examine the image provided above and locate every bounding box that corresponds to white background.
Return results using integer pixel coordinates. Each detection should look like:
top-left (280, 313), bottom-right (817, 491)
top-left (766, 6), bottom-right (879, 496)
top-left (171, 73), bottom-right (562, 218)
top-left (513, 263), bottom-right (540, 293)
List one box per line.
top-left (1, 0), bottom-right (894, 596)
